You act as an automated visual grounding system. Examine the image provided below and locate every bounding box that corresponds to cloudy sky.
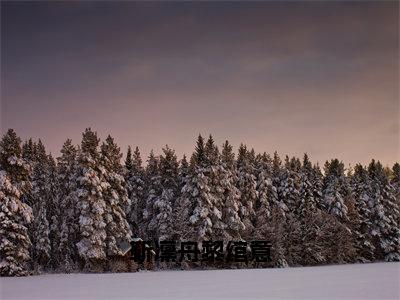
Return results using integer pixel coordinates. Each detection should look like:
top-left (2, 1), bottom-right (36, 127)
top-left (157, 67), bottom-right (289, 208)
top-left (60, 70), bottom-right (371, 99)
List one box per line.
top-left (1, 1), bottom-right (398, 166)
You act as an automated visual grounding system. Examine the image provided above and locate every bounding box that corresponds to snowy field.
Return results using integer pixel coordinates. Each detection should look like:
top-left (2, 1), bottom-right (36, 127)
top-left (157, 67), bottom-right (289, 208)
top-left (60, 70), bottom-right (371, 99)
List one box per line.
top-left (1, 262), bottom-right (399, 300)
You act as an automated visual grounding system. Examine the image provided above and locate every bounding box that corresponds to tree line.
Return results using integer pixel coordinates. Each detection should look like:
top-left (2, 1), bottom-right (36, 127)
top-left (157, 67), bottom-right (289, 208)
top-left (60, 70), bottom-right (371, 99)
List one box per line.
top-left (0, 128), bottom-right (399, 276)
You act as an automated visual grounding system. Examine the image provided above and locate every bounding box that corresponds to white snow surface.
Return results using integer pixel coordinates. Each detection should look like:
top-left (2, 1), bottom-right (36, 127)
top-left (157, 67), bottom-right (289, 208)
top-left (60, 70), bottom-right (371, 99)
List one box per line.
top-left (1, 262), bottom-right (399, 300)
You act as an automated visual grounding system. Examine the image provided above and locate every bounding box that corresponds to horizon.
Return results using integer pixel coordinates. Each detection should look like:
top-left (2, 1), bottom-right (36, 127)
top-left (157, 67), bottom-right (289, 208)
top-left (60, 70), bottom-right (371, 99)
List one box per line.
top-left (2, 126), bottom-right (398, 170)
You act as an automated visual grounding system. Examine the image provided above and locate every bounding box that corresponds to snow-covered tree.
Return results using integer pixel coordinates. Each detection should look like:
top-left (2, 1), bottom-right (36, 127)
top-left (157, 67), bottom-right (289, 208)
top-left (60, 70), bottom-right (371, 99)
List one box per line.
top-left (46, 154), bottom-right (61, 269)
top-left (391, 162), bottom-right (400, 224)
top-left (22, 139), bottom-right (35, 167)
top-left (0, 129), bottom-right (31, 193)
top-left (204, 136), bottom-right (226, 240)
top-left (298, 154), bottom-right (318, 217)
top-left (0, 171), bottom-right (33, 276)
top-left (236, 144), bottom-right (258, 239)
top-left (143, 150), bottom-right (162, 241)
top-left (57, 139), bottom-right (79, 271)
top-left (311, 163), bottom-right (324, 209)
top-left (100, 135), bottom-right (132, 257)
top-left (278, 156), bottom-right (301, 214)
top-left (253, 152), bottom-right (272, 239)
top-left (322, 159), bottom-right (350, 221)
top-left (30, 140), bottom-right (51, 271)
top-left (178, 155), bottom-right (190, 190)
top-left (270, 151), bottom-right (288, 217)
top-left (0, 129), bottom-right (33, 276)
top-left (32, 205), bottom-right (51, 269)
top-left (173, 155), bottom-right (192, 241)
top-left (2, 128), bottom-right (399, 271)
top-left (220, 141), bottom-right (244, 240)
top-left (392, 163), bottom-right (400, 193)
top-left (350, 164), bottom-right (375, 261)
top-left (296, 154), bottom-right (327, 265)
top-left (74, 128), bottom-right (108, 271)
top-left (368, 160), bottom-right (400, 261)
top-left (125, 146), bottom-right (146, 236)
top-left (183, 135), bottom-right (214, 241)
top-left (147, 146), bottom-right (179, 241)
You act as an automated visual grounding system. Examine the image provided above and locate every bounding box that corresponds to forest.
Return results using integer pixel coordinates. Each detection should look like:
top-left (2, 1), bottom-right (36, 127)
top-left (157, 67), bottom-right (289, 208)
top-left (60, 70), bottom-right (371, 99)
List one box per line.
top-left (0, 128), bottom-right (399, 276)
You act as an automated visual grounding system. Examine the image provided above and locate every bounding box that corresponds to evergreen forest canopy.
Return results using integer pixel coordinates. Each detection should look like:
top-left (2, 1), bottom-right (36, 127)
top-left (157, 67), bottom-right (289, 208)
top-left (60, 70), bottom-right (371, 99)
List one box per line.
top-left (0, 128), bottom-right (399, 276)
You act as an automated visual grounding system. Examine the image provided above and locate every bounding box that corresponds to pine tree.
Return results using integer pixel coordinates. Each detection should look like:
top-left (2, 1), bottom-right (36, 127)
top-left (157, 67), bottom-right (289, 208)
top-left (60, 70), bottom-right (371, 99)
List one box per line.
top-left (368, 160), bottom-right (400, 261)
top-left (391, 162), bottom-right (400, 224)
top-left (236, 144), bottom-right (258, 239)
top-left (311, 163), bottom-right (324, 209)
top-left (278, 156), bottom-right (301, 214)
top-left (0, 129), bottom-right (33, 276)
top-left (173, 155), bottom-right (192, 241)
top-left (148, 146), bottom-right (179, 241)
top-left (350, 164), bottom-right (375, 261)
top-left (178, 155), bottom-right (190, 191)
top-left (22, 139), bottom-right (35, 166)
top-left (30, 140), bottom-right (51, 271)
top-left (74, 128), bottom-right (108, 271)
top-left (392, 163), bottom-right (400, 194)
top-left (204, 136), bottom-right (226, 240)
top-left (270, 151), bottom-right (288, 216)
top-left (0, 129), bottom-right (30, 192)
top-left (253, 152), bottom-right (272, 239)
top-left (0, 171), bottom-right (33, 276)
top-left (183, 135), bottom-right (214, 241)
top-left (322, 159), bottom-right (350, 221)
top-left (143, 150), bottom-right (162, 241)
top-left (220, 141), bottom-right (244, 240)
top-left (100, 135), bottom-right (132, 257)
top-left (46, 154), bottom-right (62, 269)
top-left (298, 154), bottom-right (317, 216)
top-left (57, 139), bottom-right (79, 271)
top-left (297, 154), bottom-right (326, 265)
top-left (125, 146), bottom-right (146, 236)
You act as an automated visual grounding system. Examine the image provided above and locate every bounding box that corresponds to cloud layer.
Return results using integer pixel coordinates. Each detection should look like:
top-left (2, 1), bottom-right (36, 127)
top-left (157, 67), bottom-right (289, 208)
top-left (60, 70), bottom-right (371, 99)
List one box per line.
top-left (1, 2), bottom-right (398, 165)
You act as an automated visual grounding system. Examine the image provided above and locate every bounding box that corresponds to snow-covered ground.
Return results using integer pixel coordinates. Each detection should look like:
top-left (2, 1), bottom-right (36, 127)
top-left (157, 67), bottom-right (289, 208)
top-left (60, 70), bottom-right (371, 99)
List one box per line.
top-left (1, 262), bottom-right (399, 300)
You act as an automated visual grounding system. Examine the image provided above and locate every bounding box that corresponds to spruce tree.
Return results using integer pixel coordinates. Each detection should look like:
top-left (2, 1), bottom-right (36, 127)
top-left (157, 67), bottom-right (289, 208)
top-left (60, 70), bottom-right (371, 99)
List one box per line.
top-left (368, 160), bottom-right (400, 261)
top-left (270, 151), bottom-right (288, 216)
top-left (100, 135), bottom-right (132, 256)
top-left (253, 152), bottom-right (272, 239)
top-left (220, 141), bottom-right (244, 240)
top-left (143, 150), bottom-right (162, 241)
top-left (74, 128), bottom-right (108, 271)
top-left (125, 146), bottom-right (146, 236)
top-left (57, 139), bottom-right (79, 271)
top-left (22, 139), bottom-right (35, 166)
top-left (279, 156), bottom-right (301, 214)
top-left (148, 146), bottom-right (179, 241)
top-left (297, 154), bottom-right (326, 265)
top-left (322, 159), bottom-right (350, 221)
top-left (350, 164), bottom-right (375, 261)
top-left (183, 135), bottom-right (214, 241)
top-left (298, 154), bottom-right (317, 216)
top-left (46, 154), bottom-right (62, 269)
top-left (0, 129), bottom-right (30, 191)
top-left (0, 129), bottom-right (33, 276)
top-left (30, 140), bottom-right (51, 271)
top-left (312, 163), bottom-right (324, 209)
top-left (204, 136), bottom-right (226, 240)
top-left (391, 162), bottom-right (400, 224)
top-left (0, 171), bottom-right (33, 276)
top-left (236, 144), bottom-right (258, 239)
top-left (173, 155), bottom-right (192, 241)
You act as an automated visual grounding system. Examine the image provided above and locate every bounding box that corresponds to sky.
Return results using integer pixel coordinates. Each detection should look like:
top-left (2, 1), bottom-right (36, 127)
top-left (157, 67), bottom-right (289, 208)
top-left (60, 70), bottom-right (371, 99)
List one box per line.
top-left (1, 1), bottom-right (399, 166)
